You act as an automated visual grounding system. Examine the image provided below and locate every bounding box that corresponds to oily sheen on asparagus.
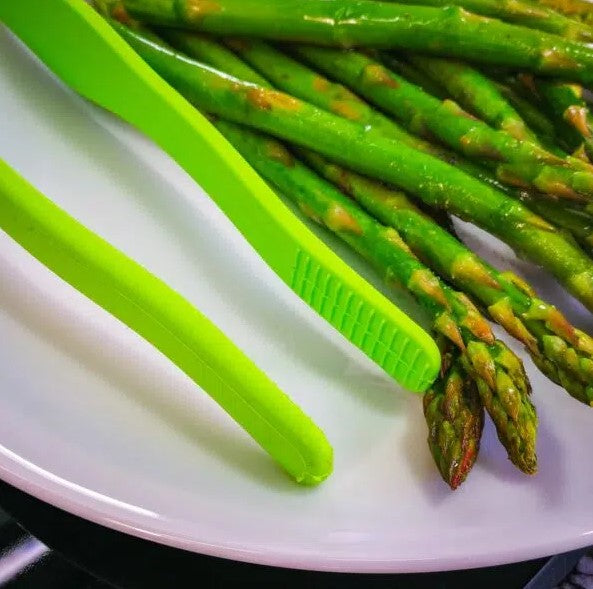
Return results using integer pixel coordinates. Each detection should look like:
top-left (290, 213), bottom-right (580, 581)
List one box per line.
top-left (155, 26), bottom-right (593, 407)
top-left (293, 45), bottom-right (593, 201)
top-left (106, 21), bottom-right (593, 313)
top-left (118, 0), bottom-right (593, 84)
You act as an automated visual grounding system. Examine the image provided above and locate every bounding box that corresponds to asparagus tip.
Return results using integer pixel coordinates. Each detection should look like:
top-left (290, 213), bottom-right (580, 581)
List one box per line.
top-left (564, 105), bottom-right (592, 138)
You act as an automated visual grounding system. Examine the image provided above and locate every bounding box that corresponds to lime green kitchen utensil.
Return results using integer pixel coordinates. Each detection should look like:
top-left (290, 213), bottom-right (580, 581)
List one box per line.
top-left (0, 157), bottom-right (333, 485)
top-left (0, 0), bottom-right (440, 392)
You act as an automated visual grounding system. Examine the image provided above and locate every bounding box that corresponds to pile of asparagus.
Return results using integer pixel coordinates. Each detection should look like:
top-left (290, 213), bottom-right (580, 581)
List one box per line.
top-left (96, 0), bottom-right (593, 489)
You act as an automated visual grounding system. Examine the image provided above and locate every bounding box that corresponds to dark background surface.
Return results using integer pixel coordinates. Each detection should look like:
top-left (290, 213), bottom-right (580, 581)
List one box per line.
top-left (0, 479), bottom-right (580, 589)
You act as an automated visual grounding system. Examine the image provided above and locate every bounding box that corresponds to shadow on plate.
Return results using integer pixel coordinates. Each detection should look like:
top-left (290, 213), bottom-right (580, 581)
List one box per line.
top-left (0, 27), bottom-right (417, 416)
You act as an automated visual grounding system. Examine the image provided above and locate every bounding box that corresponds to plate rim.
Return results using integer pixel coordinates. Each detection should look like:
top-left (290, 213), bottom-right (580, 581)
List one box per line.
top-left (1, 448), bottom-right (592, 574)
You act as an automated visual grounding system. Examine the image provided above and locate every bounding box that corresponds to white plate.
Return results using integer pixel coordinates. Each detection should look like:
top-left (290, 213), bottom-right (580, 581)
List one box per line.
top-left (1, 28), bottom-right (593, 574)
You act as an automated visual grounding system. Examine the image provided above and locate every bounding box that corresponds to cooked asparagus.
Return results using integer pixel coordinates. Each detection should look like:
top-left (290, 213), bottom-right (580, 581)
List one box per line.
top-left (119, 0), bottom-right (593, 84)
top-left (300, 150), bottom-right (593, 406)
top-left (424, 341), bottom-right (484, 489)
top-left (104, 20), bottom-right (593, 313)
top-left (384, 0), bottom-right (593, 41)
top-left (407, 55), bottom-right (538, 142)
top-left (293, 45), bottom-right (593, 201)
top-left (214, 118), bottom-right (537, 475)
top-left (537, 79), bottom-right (593, 160)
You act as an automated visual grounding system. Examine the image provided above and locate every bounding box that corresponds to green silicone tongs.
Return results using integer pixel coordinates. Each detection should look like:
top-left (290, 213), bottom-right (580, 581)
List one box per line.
top-left (0, 0), bottom-right (440, 393)
top-left (0, 0), bottom-right (439, 392)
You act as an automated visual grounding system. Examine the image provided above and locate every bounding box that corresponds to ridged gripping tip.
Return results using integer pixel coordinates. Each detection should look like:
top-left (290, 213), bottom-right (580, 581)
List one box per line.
top-left (290, 249), bottom-right (436, 392)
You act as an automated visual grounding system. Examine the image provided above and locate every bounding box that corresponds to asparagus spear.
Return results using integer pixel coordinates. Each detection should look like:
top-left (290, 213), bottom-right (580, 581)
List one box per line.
top-left (214, 117), bottom-right (536, 475)
top-left (119, 0), bottom-right (593, 84)
top-left (109, 20), bottom-right (593, 313)
top-left (160, 32), bottom-right (271, 89)
top-left (383, 0), bottom-right (593, 41)
top-left (410, 58), bottom-right (593, 167)
top-left (300, 150), bottom-right (593, 406)
top-left (222, 38), bottom-right (405, 138)
top-left (528, 0), bottom-right (593, 24)
top-left (424, 340), bottom-right (484, 489)
top-left (378, 55), bottom-right (448, 100)
top-left (536, 79), bottom-right (593, 159)
top-left (489, 69), bottom-right (593, 156)
top-left (491, 78), bottom-right (565, 154)
top-left (201, 35), bottom-right (593, 246)
top-left (407, 55), bottom-right (538, 142)
top-left (519, 193), bottom-right (593, 253)
top-left (293, 45), bottom-right (593, 201)
top-left (159, 28), bottom-right (593, 303)
top-left (220, 37), bottom-right (496, 186)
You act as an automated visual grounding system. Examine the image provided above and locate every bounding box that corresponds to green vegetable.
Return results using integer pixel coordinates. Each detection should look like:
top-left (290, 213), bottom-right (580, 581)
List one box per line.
top-left (519, 194), bottom-right (593, 253)
top-left (215, 37), bottom-right (589, 205)
top-left (107, 20), bottom-right (593, 313)
top-left (379, 54), bottom-right (448, 99)
top-left (215, 118), bottom-right (537, 476)
top-left (160, 31), bottom-right (271, 88)
top-left (423, 341), bottom-right (484, 489)
top-left (120, 0), bottom-right (593, 84)
top-left (528, 0), bottom-right (593, 25)
top-left (407, 55), bottom-right (537, 142)
top-left (223, 39), bottom-right (405, 137)
top-left (221, 37), bottom-right (493, 183)
top-left (293, 45), bottom-right (593, 201)
top-left (383, 0), bottom-right (593, 41)
top-left (537, 79), bottom-right (593, 159)
top-left (301, 150), bottom-right (593, 406)
top-left (492, 77), bottom-right (564, 154)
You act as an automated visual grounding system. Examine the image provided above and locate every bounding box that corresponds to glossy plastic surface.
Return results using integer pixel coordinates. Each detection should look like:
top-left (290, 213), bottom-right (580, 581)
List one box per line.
top-left (0, 0), bottom-right (440, 391)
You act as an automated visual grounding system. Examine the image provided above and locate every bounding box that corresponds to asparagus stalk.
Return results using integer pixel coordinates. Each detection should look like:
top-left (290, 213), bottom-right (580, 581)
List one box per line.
top-left (489, 69), bottom-right (592, 156)
top-left (220, 38), bottom-right (497, 186)
top-left (222, 38), bottom-right (405, 138)
top-left (293, 45), bottom-right (593, 201)
top-left (424, 340), bottom-right (484, 489)
top-left (94, 0), bottom-right (134, 23)
top-left (109, 20), bottom-right (593, 313)
top-left (519, 193), bottom-right (593, 253)
top-left (383, 0), bottom-right (593, 41)
top-left (536, 79), bottom-right (593, 159)
top-left (379, 55), bottom-right (448, 100)
top-left (119, 0), bottom-right (593, 84)
top-left (160, 28), bottom-right (593, 301)
top-left (206, 36), bottom-right (593, 247)
top-left (407, 55), bottom-right (538, 142)
top-left (528, 0), bottom-right (593, 24)
top-left (159, 32), bottom-right (271, 88)
top-left (300, 150), bottom-right (593, 406)
top-left (214, 118), bottom-right (536, 475)
top-left (492, 78), bottom-right (564, 153)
